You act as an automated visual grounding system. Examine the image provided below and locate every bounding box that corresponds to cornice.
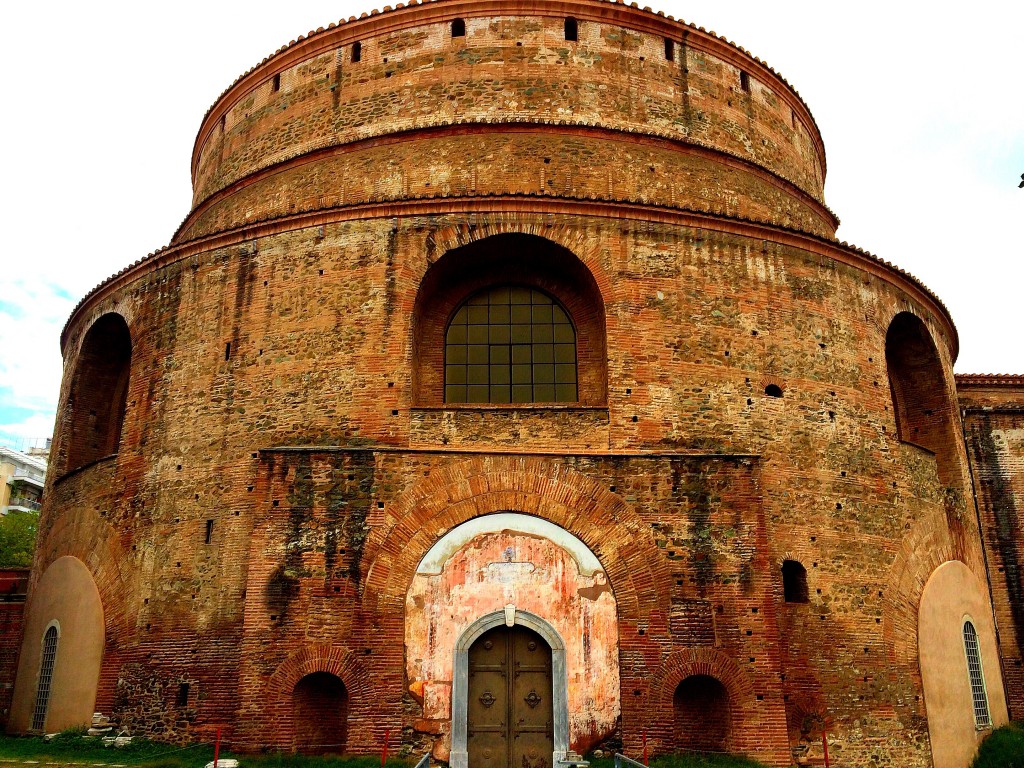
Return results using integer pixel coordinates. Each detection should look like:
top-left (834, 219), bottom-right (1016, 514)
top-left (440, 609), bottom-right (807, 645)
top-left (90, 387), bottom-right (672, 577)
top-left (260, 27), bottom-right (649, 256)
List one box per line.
top-left (190, 0), bottom-right (826, 184)
top-left (955, 374), bottom-right (1024, 388)
top-left (175, 120), bottom-right (838, 244)
top-left (63, 194), bottom-right (956, 361)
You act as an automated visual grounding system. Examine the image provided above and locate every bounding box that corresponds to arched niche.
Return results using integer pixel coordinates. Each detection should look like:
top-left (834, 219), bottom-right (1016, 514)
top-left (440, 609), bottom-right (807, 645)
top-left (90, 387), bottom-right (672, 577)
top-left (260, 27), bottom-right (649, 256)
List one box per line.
top-left (9, 556), bottom-right (104, 733)
top-left (412, 233), bottom-right (607, 406)
top-left (674, 674), bottom-right (731, 752)
top-left (292, 672), bottom-right (348, 754)
top-left (884, 312), bottom-right (960, 484)
top-left (61, 313), bottom-right (132, 473)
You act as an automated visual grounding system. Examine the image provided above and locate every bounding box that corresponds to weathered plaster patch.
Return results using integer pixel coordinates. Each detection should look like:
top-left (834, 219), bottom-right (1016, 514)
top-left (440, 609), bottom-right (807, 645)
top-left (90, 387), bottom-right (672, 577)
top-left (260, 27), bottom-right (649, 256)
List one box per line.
top-left (406, 523), bottom-right (619, 756)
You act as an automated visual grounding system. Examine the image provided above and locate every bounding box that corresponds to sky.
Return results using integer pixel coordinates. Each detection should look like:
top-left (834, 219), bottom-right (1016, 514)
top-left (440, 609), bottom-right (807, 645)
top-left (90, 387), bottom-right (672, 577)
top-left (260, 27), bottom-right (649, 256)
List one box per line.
top-left (0, 0), bottom-right (1021, 449)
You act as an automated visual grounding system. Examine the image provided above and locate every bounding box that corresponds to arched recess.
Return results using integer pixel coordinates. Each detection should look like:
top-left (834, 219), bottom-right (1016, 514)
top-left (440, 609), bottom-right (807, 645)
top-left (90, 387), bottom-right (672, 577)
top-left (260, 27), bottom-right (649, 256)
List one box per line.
top-left (61, 313), bottom-right (132, 473)
top-left (651, 648), bottom-right (762, 758)
top-left (451, 610), bottom-right (569, 768)
top-left (919, 560), bottom-right (1008, 768)
top-left (8, 556), bottom-right (104, 733)
top-left (292, 672), bottom-right (348, 754)
top-left (412, 233), bottom-right (607, 406)
top-left (263, 645), bottom-right (373, 753)
top-left (884, 311), bottom-right (961, 485)
top-left (674, 675), bottom-right (730, 751)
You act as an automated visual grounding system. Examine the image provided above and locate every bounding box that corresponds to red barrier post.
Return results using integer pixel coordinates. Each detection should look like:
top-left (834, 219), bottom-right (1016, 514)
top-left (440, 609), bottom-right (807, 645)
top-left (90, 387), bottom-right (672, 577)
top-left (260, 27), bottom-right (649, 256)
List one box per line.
top-left (214, 727), bottom-right (222, 768)
top-left (642, 731), bottom-right (648, 767)
top-left (381, 729), bottom-right (391, 767)
top-left (822, 730), bottom-right (830, 768)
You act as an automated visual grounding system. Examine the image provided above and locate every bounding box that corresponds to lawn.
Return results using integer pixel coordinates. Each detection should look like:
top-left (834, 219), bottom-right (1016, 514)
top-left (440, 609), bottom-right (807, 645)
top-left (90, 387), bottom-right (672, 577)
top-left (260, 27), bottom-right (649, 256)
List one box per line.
top-left (0, 734), bottom-right (767, 768)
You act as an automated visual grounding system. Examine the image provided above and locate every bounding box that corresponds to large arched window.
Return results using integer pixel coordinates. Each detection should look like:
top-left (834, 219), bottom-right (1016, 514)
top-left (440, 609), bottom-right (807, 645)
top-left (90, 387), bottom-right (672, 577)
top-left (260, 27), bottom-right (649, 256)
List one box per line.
top-left (884, 312), bottom-right (959, 484)
top-left (31, 625), bottom-right (59, 731)
top-left (412, 233), bottom-right (607, 406)
top-left (63, 313), bottom-right (132, 473)
top-left (445, 286), bottom-right (577, 404)
top-left (962, 620), bottom-right (991, 728)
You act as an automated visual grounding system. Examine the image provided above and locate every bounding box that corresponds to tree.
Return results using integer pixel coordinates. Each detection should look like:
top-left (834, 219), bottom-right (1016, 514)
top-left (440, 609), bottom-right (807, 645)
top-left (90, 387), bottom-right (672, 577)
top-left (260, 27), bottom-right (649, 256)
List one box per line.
top-left (0, 510), bottom-right (39, 568)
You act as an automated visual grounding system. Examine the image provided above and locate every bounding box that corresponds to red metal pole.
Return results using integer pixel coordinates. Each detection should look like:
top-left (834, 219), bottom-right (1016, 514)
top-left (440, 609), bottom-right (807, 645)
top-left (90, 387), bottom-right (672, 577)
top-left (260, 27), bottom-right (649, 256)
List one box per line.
top-left (213, 727), bottom-right (222, 768)
top-left (381, 729), bottom-right (391, 767)
top-left (822, 730), bottom-right (830, 768)
top-left (642, 731), bottom-right (648, 767)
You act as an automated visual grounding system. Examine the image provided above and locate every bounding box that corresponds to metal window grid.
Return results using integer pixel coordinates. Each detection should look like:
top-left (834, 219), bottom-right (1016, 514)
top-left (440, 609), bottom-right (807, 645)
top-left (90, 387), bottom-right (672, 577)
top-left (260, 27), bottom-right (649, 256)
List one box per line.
top-left (963, 621), bottom-right (991, 728)
top-left (32, 627), bottom-right (59, 731)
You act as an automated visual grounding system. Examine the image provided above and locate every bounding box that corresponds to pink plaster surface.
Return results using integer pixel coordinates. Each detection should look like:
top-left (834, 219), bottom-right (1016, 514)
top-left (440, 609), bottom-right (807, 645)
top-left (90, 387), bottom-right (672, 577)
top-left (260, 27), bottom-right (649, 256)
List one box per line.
top-left (406, 530), bottom-right (621, 753)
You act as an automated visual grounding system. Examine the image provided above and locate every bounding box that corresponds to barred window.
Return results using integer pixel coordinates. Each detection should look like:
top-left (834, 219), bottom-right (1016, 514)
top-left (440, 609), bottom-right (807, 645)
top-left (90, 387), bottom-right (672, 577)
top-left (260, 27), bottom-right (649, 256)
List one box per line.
top-left (962, 620), bottom-right (991, 728)
top-left (32, 626), bottom-right (59, 731)
top-left (445, 286), bottom-right (577, 404)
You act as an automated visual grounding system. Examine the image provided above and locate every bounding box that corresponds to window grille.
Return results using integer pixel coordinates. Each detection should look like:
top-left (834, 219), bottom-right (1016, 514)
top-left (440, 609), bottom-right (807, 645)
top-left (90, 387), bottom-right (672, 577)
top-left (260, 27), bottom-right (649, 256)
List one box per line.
top-left (963, 620), bottom-right (991, 728)
top-left (32, 626), bottom-right (59, 731)
top-left (445, 286), bottom-right (577, 404)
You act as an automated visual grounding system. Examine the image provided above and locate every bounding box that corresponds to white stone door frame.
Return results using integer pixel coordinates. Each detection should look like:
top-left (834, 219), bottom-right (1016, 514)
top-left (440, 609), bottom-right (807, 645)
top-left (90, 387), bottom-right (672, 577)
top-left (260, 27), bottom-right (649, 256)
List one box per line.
top-left (450, 607), bottom-right (569, 768)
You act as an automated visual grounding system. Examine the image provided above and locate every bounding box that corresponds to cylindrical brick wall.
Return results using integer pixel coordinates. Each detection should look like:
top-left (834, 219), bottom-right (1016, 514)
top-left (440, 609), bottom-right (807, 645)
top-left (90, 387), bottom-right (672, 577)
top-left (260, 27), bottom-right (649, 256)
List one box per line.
top-left (16, 2), bottom-right (1004, 767)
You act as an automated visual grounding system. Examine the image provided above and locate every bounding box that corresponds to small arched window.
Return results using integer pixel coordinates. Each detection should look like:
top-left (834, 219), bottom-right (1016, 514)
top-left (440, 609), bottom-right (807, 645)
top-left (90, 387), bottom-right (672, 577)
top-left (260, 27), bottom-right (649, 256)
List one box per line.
top-left (782, 560), bottom-right (808, 603)
top-left (451, 18), bottom-right (466, 38)
top-left (32, 625), bottom-right (59, 731)
top-left (963, 620), bottom-right (991, 728)
top-left (445, 286), bottom-right (577, 404)
top-left (351, 41), bottom-right (362, 63)
top-left (564, 17), bottom-right (578, 42)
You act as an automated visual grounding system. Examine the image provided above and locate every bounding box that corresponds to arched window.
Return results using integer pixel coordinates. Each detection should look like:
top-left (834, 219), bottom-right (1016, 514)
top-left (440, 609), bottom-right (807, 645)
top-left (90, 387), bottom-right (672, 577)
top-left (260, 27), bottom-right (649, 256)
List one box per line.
top-left (31, 626), bottom-right (59, 731)
top-left (293, 672), bottom-right (348, 753)
top-left (63, 313), bottom-right (132, 473)
top-left (564, 17), bottom-right (578, 42)
top-left (445, 286), bottom-right (577, 404)
top-left (782, 560), bottom-right (809, 603)
top-left (451, 18), bottom-right (466, 37)
top-left (351, 41), bottom-right (362, 63)
top-left (674, 675), bottom-right (730, 751)
top-left (962, 620), bottom-right (991, 728)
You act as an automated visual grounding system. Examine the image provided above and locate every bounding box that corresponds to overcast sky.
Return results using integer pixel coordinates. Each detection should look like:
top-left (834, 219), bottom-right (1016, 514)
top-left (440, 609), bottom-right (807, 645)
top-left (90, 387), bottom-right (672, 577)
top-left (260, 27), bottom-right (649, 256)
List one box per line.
top-left (0, 0), bottom-right (1021, 449)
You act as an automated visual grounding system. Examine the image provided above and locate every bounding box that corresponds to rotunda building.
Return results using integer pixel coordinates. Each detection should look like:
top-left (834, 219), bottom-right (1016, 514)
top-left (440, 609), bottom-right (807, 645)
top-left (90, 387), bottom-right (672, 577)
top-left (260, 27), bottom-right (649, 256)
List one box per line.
top-left (9, 2), bottom-right (1015, 767)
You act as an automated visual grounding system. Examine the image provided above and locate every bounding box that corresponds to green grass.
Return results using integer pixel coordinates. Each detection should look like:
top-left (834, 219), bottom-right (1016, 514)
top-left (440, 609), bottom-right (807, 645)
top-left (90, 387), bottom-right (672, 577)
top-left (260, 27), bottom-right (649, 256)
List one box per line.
top-left (0, 732), bottom-right (415, 768)
top-left (588, 753), bottom-right (766, 768)
top-left (0, 734), bottom-right (763, 768)
top-left (972, 722), bottom-right (1024, 768)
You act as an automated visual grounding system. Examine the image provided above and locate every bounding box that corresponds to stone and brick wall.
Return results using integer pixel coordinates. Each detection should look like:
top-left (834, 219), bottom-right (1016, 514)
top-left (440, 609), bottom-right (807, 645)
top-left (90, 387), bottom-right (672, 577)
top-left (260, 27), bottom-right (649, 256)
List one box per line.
top-left (958, 374), bottom-right (1024, 719)
top-left (0, 570), bottom-right (28, 729)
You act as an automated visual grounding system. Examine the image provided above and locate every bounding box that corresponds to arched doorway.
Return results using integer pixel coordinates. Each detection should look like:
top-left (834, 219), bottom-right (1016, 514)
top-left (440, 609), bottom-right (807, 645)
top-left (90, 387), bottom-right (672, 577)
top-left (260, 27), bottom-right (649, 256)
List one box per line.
top-left (468, 625), bottom-right (553, 768)
top-left (673, 675), bottom-right (730, 752)
top-left (292, 672), bottom-right (348, 754)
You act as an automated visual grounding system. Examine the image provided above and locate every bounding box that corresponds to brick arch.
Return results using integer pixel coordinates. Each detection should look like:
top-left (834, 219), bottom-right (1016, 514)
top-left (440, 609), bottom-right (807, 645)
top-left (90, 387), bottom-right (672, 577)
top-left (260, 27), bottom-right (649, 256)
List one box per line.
top-left (647, 647), bottom-right (757, 755)
top-left (265, 644), bottom-right (372, 752)
top-left (412, 227), bottom-right (610, 405)
top-left (364, 454), bottom-right (671, 628)
top-left (35, 502), bottom-right (135, 646)
top-left (422, 219), bottom-right (613, 299)
top-left (267, 644), bottom-right (369, 702)
top-left (883, 508), bottom-right (956, 667)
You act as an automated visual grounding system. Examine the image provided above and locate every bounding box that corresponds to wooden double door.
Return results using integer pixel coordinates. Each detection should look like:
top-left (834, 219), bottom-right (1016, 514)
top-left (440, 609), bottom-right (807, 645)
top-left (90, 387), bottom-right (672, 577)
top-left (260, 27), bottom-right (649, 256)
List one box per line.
top-left (467, 625), bottom-right (554, 768)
